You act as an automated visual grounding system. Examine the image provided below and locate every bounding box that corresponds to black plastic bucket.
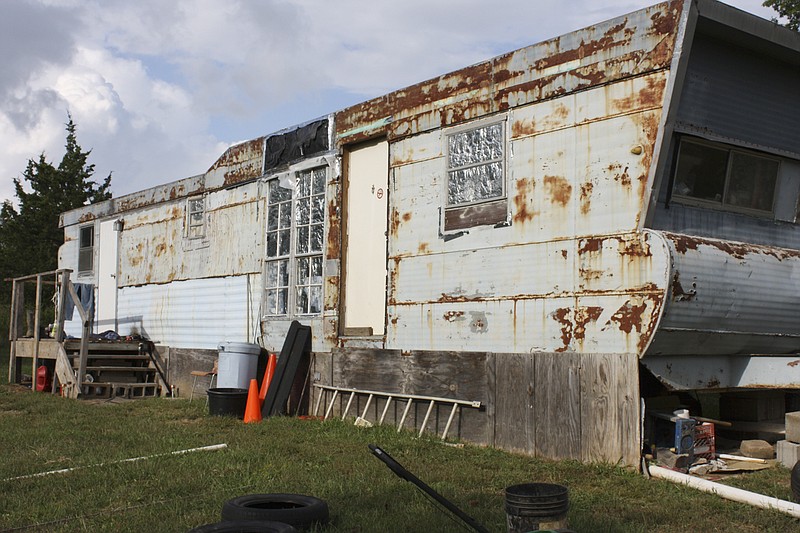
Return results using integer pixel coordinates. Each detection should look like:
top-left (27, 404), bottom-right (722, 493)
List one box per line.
top-left (207, 388), bottom-right (249, 418)
top-left (505, 483), bottom-right (569, 532)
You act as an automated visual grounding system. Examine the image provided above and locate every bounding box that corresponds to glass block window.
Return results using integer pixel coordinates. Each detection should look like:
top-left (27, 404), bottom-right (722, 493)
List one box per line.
top-left (187, 196), bottom-right (206, 239)
top-left (446, 122), bottom-right (505, 207)
top-left (264, 167), bottom-right (325, 317)
top-left (673, 137), bottom-right (779, 215)
top-left (78, 225), bottom-right (94, 274)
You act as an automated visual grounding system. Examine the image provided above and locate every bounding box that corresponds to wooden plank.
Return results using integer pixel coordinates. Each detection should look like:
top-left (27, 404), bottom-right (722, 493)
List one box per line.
top-left (580, 353), bottom-right (640, 466)
top-left (534, 353), bottom-right (582, 460)
top-left (485, 353), bottom-right (497, 446)
top-left (31, 274), bottom-right (42, 381)
top-left (493, 353), bottom-right (534, 454)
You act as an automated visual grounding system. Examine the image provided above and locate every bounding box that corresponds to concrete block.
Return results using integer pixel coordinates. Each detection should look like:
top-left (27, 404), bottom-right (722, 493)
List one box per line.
top-left (777, 440), bottom-right (800, 469)
top-left (740, 439), bottom-right (774, 459)
top-left (786, 411), bottom-right (800, 443)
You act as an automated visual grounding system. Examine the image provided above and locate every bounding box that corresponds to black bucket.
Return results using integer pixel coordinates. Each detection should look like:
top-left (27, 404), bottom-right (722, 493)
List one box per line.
top-left (505, 483), bottom-right (569, 533)
top-left (207, 388), bottom-right (249, 418)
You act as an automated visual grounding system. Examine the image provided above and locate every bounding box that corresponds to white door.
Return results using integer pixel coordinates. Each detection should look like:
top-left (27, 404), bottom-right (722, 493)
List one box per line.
top-left (97, 219), bottom-right (118, 331)
top-left (343, 139), bottom-right (389, 335)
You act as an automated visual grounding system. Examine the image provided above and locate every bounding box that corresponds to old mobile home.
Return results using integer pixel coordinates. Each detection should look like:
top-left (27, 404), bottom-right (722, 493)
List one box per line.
top-left (10, 0), bottom-right (800, 465)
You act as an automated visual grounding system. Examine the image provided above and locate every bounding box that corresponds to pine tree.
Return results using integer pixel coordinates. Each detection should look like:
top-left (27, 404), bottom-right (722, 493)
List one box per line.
top-left (0, 116), bottom-right (111, 328)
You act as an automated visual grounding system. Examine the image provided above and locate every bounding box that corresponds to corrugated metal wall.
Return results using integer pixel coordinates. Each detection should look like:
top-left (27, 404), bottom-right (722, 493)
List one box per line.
top-left (116, 274), bottom-right (262, 350)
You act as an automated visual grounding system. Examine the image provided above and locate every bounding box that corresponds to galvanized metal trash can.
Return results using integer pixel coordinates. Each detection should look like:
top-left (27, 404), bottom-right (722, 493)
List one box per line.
top-left (217, 342), bottom-right (261, 389)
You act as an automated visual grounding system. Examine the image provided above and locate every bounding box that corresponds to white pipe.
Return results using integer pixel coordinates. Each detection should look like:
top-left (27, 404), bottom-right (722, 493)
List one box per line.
top-left (3, 443), bottom-right (227, 482)
top-left (717, 453), bottom-right (767, 464)
top-left (649, 465), bottom-right (800, 519)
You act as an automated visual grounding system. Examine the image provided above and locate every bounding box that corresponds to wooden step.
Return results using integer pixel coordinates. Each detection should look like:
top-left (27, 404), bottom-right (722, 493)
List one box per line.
top-left (80, 381), bottom-right (160, 399)
top-left (81, 366), bottom-right (156, 373)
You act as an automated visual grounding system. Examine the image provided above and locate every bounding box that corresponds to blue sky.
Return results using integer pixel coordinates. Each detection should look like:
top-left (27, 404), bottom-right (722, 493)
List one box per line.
top-left (0, 0), bottom-right (782, 204)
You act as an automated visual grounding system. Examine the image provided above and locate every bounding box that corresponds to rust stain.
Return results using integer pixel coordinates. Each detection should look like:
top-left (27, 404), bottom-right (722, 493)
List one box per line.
top-left (389, 208), bottom-right (401, 237)
top-left (512, 117), bottom-right (536, 138)
top-left (561, 249), bottom-right (568, 260)
top-left (402, 212), bottom-right (412, 223)
top-left (579, 182), bottom-right (593, 215)
top-left (667, 233), bottom-right (800, 261)
top-left (574, 306), bottom-right (604, 342)
top-left (418, 242), bottom-right (430, 254)
top-left (610, 300), bottom-right (647, 335)
top-left (788, 360), bottom-right (800, 368)
top-left (513, 178), bottom-right (538, 223)
top-left (620, 238), bottom-right (651, 258)
top-left (437, 292), bottom-right (482, 304)
top-left (552, 307), bottom-right (572, 352)
top-left (443, 311), bottom-right (465, 322)
top-left (671, 271), bottom-right (696, 302)
top-left (78, 212), bottom-right (96, 223)
top-left (154, 243), bottom-right (167, 257)
top-left (326, 198), bottom-right (340, 260)
top-left (609, 163), bottom-right (631, 187)
top-left (609, 72), bottom-right (666, 114)
top-left (544, 175), bottom-right (572, 207)
top-left (578, 237), bottom-right (604, 255)
top-left (579, 267), bottom-right (605, 281)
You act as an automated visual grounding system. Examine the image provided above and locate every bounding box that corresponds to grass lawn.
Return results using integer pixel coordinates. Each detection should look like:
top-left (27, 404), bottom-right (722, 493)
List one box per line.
top-left (0, 384), bottom-right (797, 533)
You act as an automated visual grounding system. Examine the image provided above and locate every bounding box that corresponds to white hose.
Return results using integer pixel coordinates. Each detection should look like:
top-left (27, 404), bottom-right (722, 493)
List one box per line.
top-left (649, 464), bottom-right (800, 519)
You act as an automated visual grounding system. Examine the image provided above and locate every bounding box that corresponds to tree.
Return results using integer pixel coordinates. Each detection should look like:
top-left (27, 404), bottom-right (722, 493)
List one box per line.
top-left (0, 116), bottom-right (111, 332)
top-left (764, 0), bottom-right (800, 31)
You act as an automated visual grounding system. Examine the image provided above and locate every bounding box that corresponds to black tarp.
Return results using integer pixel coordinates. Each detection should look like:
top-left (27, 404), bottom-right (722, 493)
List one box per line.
top-left (264, 119), bottom-right (329, 172)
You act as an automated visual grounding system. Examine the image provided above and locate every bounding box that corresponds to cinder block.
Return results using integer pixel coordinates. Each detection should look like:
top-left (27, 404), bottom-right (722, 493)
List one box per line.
top-left (786, 411), bottom-right (800, 443)
top-left (777, 439), bottom-right (800, 469)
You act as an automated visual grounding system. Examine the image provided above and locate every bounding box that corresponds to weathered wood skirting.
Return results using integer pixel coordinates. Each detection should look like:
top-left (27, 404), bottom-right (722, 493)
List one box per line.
top-left (313, 349), bottom-right (640, 466)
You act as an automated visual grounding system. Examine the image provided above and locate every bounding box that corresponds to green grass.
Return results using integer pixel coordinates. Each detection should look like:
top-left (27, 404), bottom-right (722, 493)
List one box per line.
top-left (0, 385), bottom-right (797, 533)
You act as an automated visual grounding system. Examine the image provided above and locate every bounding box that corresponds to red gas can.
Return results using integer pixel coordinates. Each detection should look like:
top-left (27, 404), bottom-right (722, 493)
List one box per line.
top-left (36, 365), bottom-right (51, 392)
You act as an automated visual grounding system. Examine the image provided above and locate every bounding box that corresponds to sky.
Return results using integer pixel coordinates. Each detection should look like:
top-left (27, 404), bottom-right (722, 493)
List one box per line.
top-left (0, 0), bottom-right (783, 205)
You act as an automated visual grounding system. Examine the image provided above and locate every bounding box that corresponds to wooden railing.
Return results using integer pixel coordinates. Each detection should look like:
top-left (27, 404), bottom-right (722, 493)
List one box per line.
top-left (7, 269), bottom-right (88, 398)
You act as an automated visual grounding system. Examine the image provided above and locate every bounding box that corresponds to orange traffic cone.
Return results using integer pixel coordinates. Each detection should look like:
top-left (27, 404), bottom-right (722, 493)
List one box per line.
top-left (243, 378), bottom-right (262, 424)
top-left (259, 353), bottom-right (277, 401)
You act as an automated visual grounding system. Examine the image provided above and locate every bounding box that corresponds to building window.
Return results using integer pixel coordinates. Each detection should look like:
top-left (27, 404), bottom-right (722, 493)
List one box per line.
top-left (265, 167), bottom-right (325, 316)
top-left (444, 120), bottom-right (507, 231)
top-left (187, 196), bottom-right (206, 239)
top-left (78, 225), bottom-right (94, 274)
top-left (673, 137), bottom-right (779, 215)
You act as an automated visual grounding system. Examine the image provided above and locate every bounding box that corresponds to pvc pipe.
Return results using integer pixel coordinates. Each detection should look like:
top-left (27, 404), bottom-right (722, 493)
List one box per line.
top-left (649, 465), bottom-right (800, 519)
top-left (717, 453), bottom-right (767, 464)
top-left (3, 443), bottom-right (227, 482)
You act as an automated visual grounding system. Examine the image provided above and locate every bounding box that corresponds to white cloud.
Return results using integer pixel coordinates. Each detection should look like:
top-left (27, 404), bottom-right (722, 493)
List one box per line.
top-left (0, 0), bottom-right (783, 204)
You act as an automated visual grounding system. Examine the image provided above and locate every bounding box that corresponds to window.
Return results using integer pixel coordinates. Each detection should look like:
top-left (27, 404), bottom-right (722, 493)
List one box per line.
top-left (187, 196), bottom-right (206, 239)
top-left (444, 120), bottom-right (507, 231)
top-left (673, 137), bottom-right (779, 215)
top-left (78, 225), bottom-right (94, 274)
top-left (264, 167), bottom-right (325, 316)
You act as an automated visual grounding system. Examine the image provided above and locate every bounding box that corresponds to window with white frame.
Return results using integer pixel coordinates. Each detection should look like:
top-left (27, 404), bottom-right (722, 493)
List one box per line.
top-left (78, 225), bottom-right (94, 274)
top-left (187, 196), bottom-right (206, 239)
top-left (443, 120), bottom-right (507, 231)
top-left (264, 167), bottom-right (325, 316)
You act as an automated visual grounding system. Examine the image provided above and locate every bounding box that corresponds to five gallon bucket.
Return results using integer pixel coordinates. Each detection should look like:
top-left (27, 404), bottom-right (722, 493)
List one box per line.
top-left (505, 482), bottom-right (569, 532)
top-left (207, 388), bottom-right (249, 418)
top-left (217, 342), bottom-right (261, 389)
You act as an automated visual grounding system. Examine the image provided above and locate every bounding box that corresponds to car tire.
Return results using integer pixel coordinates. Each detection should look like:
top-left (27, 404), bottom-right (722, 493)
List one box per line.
top-left (188, 520), bottom-right (298, 533)
top-left (221, 494), bottom-right (329, 530)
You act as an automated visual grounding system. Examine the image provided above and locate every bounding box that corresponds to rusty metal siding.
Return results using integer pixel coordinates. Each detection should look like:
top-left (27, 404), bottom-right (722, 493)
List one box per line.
top-left (116, 275), bottom-right (261, 350)
top-left (205, 137), bottom-right (265, 189)
top-left (384, 59), bottom-right (671, 355)
top-left (646, 232), bottom-right (800, 356)
top-left (387, 231), bottom-right (670, 355)
top-left (336, 1), bottom-right (682, 145)
top-left (118, 183), bottom-right (263, 287)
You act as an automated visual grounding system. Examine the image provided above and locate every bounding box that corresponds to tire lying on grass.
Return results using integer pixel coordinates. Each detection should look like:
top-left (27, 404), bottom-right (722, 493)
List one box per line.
top-left (188, 520), bottom-right (298, 533)
top-left (221, 494), bottom-right (329, 530)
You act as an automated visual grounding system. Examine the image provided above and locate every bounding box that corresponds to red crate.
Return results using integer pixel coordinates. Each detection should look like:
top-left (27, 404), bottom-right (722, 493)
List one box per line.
top-left (693, 422), bottom-right (716, 459)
